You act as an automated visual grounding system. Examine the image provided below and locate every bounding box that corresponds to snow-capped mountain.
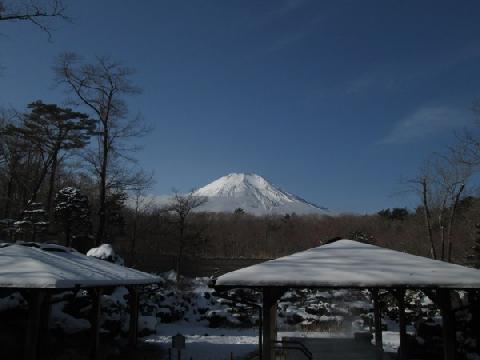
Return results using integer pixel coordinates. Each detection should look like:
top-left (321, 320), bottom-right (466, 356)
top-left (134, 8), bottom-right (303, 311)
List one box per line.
top-left (192, 173), bottom-right (328, 216)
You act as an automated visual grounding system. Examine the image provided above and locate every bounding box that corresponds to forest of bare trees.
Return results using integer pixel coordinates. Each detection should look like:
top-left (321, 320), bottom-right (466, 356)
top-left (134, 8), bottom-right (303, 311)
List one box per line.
top-left (116, 200), bottom-right (479, 270)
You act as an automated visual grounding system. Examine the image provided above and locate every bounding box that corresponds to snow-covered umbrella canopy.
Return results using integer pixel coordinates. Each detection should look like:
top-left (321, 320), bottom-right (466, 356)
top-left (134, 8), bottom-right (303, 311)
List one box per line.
top-left (215, 240), bottom-right (480, 289)
top-left (0, 243), bottom-right (160, 289)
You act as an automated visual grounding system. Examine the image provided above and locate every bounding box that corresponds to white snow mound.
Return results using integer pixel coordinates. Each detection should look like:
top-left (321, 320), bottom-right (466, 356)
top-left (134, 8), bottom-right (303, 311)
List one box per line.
top-left (87, 244), bottom-right (124, 265)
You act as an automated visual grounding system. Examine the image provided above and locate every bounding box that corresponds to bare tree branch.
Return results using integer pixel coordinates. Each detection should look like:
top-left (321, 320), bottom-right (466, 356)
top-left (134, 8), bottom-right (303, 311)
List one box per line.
top-left (0, 0), bottom-right (69, 40)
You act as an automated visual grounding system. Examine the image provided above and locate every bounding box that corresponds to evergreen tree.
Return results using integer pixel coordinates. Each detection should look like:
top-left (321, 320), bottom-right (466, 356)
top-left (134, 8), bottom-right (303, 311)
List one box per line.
top-left (390, 208), bottom-right (409, 221)
top-left (54, 187), bottom-right (91, 249)
top-left (348, 230), bottom-right (375, 244)
top-left (378, 208), bottom-right (409, 221)
top-left (6, 101), bottom-right (95, 214)
top-left (104, 191), bottom-right (127, 243)
top-left (14, 202), bottom-right (48, 242)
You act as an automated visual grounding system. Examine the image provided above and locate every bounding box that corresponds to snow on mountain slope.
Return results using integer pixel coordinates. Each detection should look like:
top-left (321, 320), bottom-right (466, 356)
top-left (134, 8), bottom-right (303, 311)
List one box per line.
top-left (192, 173), bottom-right (328, 216)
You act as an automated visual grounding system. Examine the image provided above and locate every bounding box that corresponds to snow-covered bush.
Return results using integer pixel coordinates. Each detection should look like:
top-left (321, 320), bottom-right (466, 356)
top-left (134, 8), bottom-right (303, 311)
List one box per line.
top-left (140, 272), bottom-right (374, 333)
top-left (277, 288), bottom-right (372, 332)
top-left (138, 271), bottom-right (256, 329)
top-left (0, 292), bottom-right (26, 312)
top-left (50, 300), bottom-right (91, 334)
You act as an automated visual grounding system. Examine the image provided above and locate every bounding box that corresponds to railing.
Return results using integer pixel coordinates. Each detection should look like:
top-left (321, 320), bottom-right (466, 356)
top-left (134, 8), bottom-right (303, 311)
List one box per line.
top-left (272, 339), bottom-right (313, 360)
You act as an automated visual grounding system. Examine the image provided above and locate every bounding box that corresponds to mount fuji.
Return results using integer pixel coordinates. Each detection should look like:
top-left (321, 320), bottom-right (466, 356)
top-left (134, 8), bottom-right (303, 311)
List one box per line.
top-left (191, 173), bottom-right (328, 216)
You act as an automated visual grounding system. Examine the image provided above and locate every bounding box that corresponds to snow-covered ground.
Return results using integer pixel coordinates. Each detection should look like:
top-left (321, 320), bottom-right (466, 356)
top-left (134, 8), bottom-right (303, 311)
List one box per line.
top-left (145, 324), bottom-right (259, 360)
top-left (137, 272), bottom-right (381, 359)
top-left (145, 323), bottom-right (357, 360)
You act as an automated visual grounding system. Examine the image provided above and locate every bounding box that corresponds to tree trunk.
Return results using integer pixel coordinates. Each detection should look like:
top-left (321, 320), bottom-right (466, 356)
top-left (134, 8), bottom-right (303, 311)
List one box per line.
top-left (440, 225), bottom-right (445, 261)
top-left (446, 184), bottom-right (465, 263)
top-left (422, 179), bottom-right (437, 259)
top-left (26, 152), bottom-right (55, 211)
top-left (65, 223), bottom-right (71, 247)
top-left (46, 151), bottom-right (59, 219)
top-left (95, 127), bottom-right (109, 246)
top-left (130, 195), bottom-right (139, 266)
top-left (175, 246), bottom-right (183, 282)
top-left (3, 172), bottom-right (14, 218)
top-left (439, 195), bottom-right (448, 261)
top-left (176, 220), bottom-right (185, 282)
top-left (130, 217), bottom-right (137, 266)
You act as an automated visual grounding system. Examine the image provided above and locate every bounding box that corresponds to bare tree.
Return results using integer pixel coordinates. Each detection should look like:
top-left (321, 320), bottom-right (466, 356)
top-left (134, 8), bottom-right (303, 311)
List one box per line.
top-left (435, 153), bottom-right (469, 262)
top-left (127, 173), bottom-right (154, 266)
top-left (0, 0), bottom-right (68, 39)
top-left (163, 191), bottom-right (207, 281)
top-left (0, 110), bottom-right (20, 217)
top-left (456, 99), bottom-right (480, 168)
top-left (409, 152), bottom-right (471, 261)
top-left (407, 166), bottom-right (436, 259)
top-left (55, 53), bottom-right (148, 245)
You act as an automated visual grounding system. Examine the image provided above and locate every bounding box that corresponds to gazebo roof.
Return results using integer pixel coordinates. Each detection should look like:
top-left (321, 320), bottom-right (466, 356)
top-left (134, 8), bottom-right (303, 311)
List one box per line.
top-left (215, 239), bottom-right (480, 289)
top-left (0, 243), bottom-right (160, 289)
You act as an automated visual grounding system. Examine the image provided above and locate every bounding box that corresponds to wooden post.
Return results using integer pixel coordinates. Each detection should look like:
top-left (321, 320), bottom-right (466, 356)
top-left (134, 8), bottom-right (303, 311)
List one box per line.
top-left (438, 289), bottom-right (456, 360)
top-left (24, 290), bottom-right (46, 360)
top-left (38, 292), bottom-right (51, 359)
top-left (90, 288), bottom-right (103, 360)
top-left (258, 307), bottom-right (263, 360)
top-left (395, 289), bottom-right (408, 360)
top-left (128, 286), bottom-right (139, 348)
top-left (262, 287), bottom-right (280, 360)
top-left (372, 289), bottom-right (383, 360)
top-left (467, 290), bottom-right (480, 357)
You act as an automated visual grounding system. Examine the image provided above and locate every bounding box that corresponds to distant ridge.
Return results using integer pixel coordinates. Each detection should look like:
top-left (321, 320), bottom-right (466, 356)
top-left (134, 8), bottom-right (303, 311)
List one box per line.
top-left (191, 173), bottom-right (328, 216)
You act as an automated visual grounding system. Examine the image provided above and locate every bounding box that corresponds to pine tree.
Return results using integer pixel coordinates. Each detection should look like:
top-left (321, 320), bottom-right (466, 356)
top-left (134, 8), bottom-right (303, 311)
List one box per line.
top-left (104, 191), bottom-right (127, 243)
top-left (54, 187), bottom-right (91, 249)
top-left (14, 202), bottom-right (48, 242)
top-left (7, 101), bottom-right (95, 214)
top-left (348, 230), bottom-right (375, 244)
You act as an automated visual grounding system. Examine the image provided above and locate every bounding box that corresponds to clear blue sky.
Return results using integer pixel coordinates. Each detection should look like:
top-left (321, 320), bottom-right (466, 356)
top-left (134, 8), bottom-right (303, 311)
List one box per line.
top-left (1, 0), bottom-right (479, 213)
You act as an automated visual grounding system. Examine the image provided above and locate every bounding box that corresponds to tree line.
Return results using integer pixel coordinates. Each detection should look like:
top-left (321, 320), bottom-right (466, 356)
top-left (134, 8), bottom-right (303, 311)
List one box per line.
top-left (114, 200), bottom-right (480, 277)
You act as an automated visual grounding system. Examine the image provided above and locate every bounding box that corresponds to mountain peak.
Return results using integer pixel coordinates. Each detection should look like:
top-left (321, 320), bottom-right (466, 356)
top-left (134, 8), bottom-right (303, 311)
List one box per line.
top-left (192, 173), bottom-right (328, 215)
